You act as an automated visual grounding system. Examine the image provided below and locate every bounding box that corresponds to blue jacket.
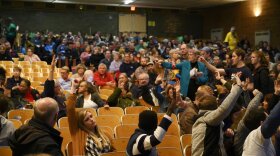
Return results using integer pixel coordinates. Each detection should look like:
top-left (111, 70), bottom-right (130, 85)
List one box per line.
top-left (162, 61), bottom-right (208, 97)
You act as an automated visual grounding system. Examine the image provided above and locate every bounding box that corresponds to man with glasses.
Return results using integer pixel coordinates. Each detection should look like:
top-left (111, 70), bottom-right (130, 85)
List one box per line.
top-left (57, 66), bottom-right (72, 91)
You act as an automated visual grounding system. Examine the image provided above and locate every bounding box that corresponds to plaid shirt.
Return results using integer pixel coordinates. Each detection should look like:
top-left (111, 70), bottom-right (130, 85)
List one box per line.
top-left (85, 135), bottom-right (110, 156)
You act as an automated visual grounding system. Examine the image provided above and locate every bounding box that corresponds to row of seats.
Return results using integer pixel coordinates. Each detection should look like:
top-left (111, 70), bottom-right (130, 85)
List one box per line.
top-left (63, 130), bottom-right (191, 156)
top-left (0, 61), bottom-right (67, 94)
top-left (65, 143), bottom-right (187, 156)
top-left (0, 60), bottom-right (62, 83)
top-left (2, 121), bottom-right (191, 156)
top-left (7, 107), bottom-right (189, 155)
top-left (0, 60), bottom-right (50, 69)
top-left (7, 106), bottom-right (178, 126)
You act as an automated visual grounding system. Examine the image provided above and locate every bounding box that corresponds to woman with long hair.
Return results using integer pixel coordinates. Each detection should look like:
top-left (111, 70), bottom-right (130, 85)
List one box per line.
top-left (66, 95), bottom-right (112, 155)
top-left (251, 51), bottom-right (274, 95)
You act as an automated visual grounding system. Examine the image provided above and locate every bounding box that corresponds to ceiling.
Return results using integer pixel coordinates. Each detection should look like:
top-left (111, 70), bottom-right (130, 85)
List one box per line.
top-left (9, 0), bottom-right (247, 9)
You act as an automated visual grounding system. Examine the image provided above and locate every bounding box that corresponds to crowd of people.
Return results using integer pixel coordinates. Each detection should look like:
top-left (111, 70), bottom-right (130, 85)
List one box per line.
top-left (0, 25), bottom-right (279, 156)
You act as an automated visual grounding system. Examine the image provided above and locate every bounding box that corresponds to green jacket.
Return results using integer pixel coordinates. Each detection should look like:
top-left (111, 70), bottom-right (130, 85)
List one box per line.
top-left (107, 88), bottom-right (138, 109)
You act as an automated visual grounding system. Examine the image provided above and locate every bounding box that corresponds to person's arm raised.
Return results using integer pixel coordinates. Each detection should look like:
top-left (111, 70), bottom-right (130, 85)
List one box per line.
top-left (261, 100), bottom-right (280, 139)
top-left (199, 56), bottom-right (225, 75)
top-left (166, 87), bottom-right (177, 116)
top-left (241, 89), bottom-right (263, 121)
top-left (66, 94), bottom-right (79, 135)
top-left (48, 55), bottom-right (56, 81)
top-left (204, 73), bottom-right (243, 126)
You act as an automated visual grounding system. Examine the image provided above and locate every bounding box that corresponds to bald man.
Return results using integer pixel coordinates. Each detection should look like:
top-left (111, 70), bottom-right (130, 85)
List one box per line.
top-left (9, 98), bottom-right (63, 156)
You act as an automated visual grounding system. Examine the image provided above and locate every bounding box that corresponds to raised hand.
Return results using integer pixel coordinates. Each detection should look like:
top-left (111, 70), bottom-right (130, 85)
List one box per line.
top-left (155, 74), bottom-right (163, 84)
top-left (232, 72), bottom-right (242, 86)
top-left (174, 80), bottom-right (180, 93)
top-left (166, 86), bottom-right (177, 116)
top-left (198, 56), bottom-right (206, 63)
top-left (241, 78), bottom-right (249, 91)
top-left (50, 55), bottom-right (57, 71)
top-left (215, 71), bottom-right (223, 80)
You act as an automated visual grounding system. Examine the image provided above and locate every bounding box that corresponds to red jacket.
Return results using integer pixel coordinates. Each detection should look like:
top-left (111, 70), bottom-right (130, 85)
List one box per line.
top-left (94, 72), bottom-right (115, 86)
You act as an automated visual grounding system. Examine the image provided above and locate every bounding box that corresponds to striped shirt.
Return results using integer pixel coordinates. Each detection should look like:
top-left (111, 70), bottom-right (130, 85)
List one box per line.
top-left (126, 114), bottom-right (173, 156)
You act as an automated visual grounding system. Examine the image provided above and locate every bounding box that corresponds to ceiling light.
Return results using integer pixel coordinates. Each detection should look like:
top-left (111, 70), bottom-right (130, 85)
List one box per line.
top-left (131, 5), bottom-right (136, 11)
top-left (124, 0), bottom-right (135, 5)
top-left (253, 0), bottom-right (262, 17)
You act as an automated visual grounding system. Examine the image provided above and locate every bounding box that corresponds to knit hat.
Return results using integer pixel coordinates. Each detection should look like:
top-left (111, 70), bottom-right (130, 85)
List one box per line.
top-left (138, 110), bottom-right (158, 134)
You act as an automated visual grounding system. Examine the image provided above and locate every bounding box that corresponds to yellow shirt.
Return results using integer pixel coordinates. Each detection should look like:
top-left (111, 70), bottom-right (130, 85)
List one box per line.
top-left (224, 32), bottom-right (238, 50)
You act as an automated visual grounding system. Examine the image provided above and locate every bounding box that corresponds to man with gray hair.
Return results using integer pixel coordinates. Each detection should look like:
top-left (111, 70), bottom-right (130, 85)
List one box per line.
top-left (9, 97), bottom-right (63, 156)
top-left (131, 72), bottom-right (160, 107)
top-left (94, 63), bottom-right (116, 87)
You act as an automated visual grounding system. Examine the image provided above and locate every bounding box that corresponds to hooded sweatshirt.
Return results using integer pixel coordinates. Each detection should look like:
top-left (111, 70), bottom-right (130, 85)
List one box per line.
top-left (9, 118), bottom-right (63, 156)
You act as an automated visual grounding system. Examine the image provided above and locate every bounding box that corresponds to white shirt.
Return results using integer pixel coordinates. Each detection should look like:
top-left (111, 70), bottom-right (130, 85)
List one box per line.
top-left (83, 94), bottom-right (98, 109)
top-left (243, 127), bottom-right (276, 156)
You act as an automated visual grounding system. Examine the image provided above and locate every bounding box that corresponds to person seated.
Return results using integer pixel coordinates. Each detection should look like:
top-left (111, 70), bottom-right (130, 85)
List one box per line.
top-left (66, 95), bottom-right (113, 155)
top-left (0, 67), bottom-right (7, 95)
top-left (0, 45), bottom-right (12, 61)
top-left (6, 66), bottom-right (24, 90)
top-left (134, 57), bottom-right (148, 79)
top-left (0, 95), bottom-right (15, 146)
top-left (94, 63), bottom-right (115, 88)
top-left (11, 79), bottom-right (40, 106)
top-left (56, 38), bottom-right (69, 63)
top-left (83, 70), bottom-right (94, 83)
top-left (76, 80), bottom-right (106, 109)
top-left (57, 66), bottom-right (72, 91)
top-left (100, 50), bottom-right (112, 69)
top-left (24, 48), bottom-right (41, 63)
top-left (131, 72), bottom-right (160, 107)
top-left (80, 45), bottom-right (92, 65)
top-left (109, 52), bottom-right (122, 73)
top-left (71, 64), bottom-right (87, 93)
top-left (9, 97), bottom-right (63, 156)
top-left (107, 73), bottom-right (136, 109)
top-left (119, 53), bottom-right (138, 78)
top-left (126, 87), bottom-right (177, 155)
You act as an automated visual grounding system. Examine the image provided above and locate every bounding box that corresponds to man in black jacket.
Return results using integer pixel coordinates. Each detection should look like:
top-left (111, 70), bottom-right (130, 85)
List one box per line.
top-left (9, 97), bottom-right (63, 156)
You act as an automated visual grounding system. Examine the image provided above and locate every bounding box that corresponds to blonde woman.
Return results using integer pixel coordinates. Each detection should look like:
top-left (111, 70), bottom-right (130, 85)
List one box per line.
top-left (66, 95), bottom-right (113, 155)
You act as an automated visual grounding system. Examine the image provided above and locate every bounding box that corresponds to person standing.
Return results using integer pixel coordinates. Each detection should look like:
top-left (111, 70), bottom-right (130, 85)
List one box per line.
top-left (224, 26), bottom-right (239, 50)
